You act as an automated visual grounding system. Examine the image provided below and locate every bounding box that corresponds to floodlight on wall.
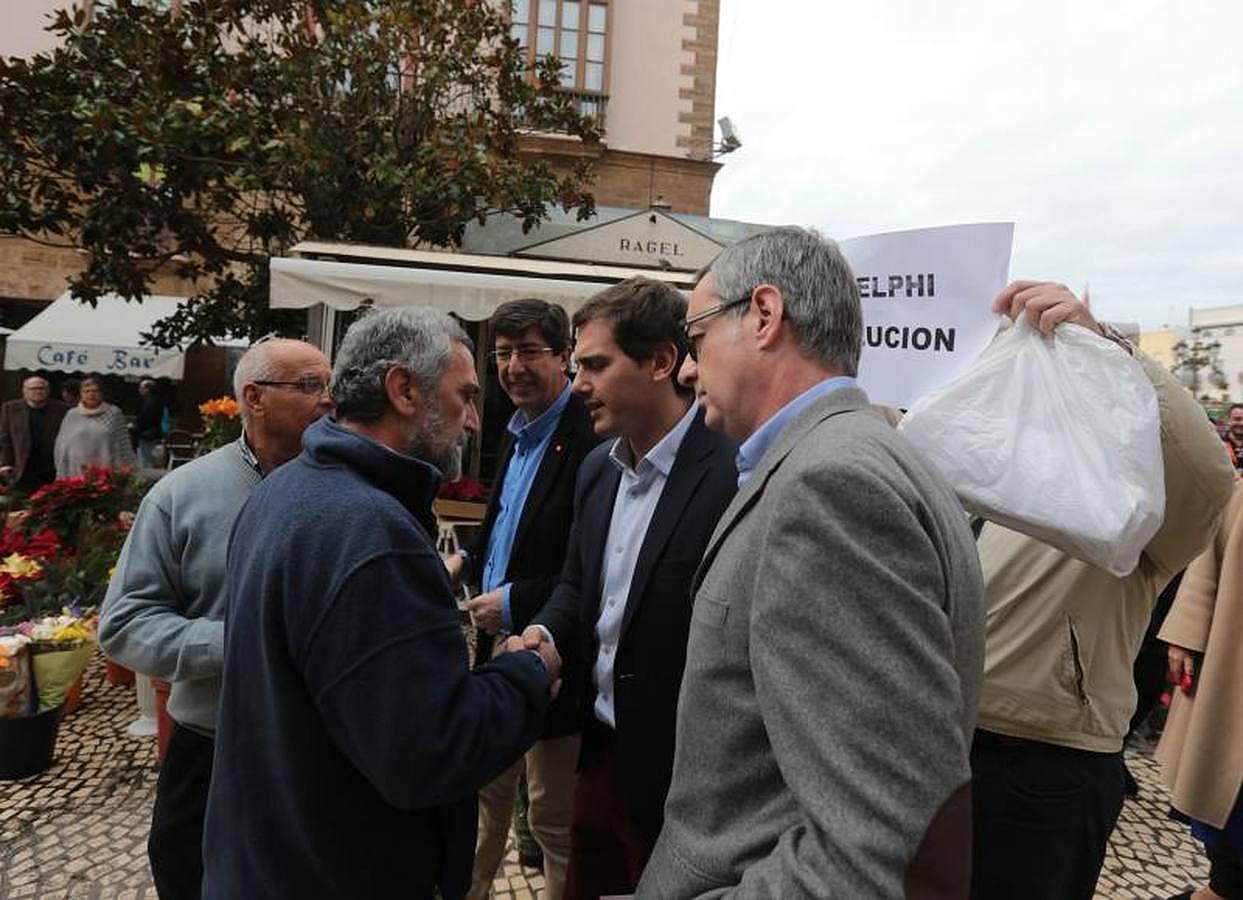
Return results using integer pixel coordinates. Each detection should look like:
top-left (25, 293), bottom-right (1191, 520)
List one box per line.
top-left (714, 116), bottom-right (742, 156)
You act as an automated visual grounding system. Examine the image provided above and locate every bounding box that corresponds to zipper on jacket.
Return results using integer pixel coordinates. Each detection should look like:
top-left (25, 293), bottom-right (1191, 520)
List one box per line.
top-left (1066, 618), bottom-right (1089, 707)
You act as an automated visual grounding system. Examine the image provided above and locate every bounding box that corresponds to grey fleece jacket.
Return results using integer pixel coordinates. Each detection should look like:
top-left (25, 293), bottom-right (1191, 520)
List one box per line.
top-left (99, 439), bottom-right (260, 735)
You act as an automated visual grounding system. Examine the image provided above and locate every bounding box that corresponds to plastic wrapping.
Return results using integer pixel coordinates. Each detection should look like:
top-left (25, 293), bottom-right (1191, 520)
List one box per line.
top-left (899, 318), bottom-right (1164, 576)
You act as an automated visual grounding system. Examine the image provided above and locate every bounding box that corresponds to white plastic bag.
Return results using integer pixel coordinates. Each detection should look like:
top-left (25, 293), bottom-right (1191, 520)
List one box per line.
top-left (899, 318), bottom-right (1164, 576)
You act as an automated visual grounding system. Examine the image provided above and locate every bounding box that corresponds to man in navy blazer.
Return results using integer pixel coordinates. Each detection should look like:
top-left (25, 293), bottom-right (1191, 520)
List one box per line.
top-left (508, 277), bottom-right (737, 900)
top-left (452, 299), bottom-right (601, 900)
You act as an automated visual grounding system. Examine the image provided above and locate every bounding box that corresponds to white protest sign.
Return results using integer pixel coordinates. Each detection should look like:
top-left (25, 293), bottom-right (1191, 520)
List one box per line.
top-left (842, 222), bottom-right (1013, 409)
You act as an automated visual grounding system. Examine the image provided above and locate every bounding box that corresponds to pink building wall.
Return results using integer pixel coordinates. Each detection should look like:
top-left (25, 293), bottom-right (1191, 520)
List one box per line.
top-left (0, 0), bottom-right (70, 59)
top-left (605, 0), bottom-right (698, 159)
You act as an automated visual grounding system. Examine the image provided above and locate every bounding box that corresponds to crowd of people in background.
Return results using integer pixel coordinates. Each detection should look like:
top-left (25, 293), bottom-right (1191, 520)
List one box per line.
top-left (0, 375), bottom-right (169, 489)
top-left (10, 224), bottom-right (1230, 900)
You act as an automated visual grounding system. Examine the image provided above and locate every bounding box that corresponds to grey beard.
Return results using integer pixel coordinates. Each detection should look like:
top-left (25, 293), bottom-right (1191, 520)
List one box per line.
top-left (406, 408), bottom-right (465, 480)
top-left (438, 443), bottom-right (463, 481)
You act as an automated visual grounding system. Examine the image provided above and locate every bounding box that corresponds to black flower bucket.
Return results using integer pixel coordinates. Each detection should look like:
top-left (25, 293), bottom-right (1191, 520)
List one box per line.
top-left (0, 704), bottom-right (62, 780)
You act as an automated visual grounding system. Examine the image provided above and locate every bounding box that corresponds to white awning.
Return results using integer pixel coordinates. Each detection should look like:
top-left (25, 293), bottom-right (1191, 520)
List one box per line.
top-left (4, 293), bottom-right (195, 380)
top-left (270, 242), bottom-right (696, 319)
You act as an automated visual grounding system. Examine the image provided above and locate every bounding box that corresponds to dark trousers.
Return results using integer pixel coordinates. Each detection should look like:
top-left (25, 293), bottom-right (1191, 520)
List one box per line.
top-left (149, 723), bottom-right (214, 900)
top-left (970, 730), bottom-right (1125, 900)
top-left (563, 732), bottom-right (651, 900)
top-left (1130, 648), bottom-right (1167, 736)
top-left (1208, 842), bottom-right (1243, 899)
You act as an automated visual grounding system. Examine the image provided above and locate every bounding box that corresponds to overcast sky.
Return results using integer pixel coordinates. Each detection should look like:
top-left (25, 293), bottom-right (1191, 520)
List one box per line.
top-left (709, 0), bottom-right (1243, 330)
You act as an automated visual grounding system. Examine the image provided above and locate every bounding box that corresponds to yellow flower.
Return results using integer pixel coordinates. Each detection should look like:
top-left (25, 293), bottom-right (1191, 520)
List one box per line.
top-left (51, 621), bottom-right (92, 642)
top-left (0, 553), bottom-right (43, 579)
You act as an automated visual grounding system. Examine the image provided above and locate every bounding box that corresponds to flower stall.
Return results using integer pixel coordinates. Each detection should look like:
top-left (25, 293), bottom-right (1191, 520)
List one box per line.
top-left (0, 466), bottom-right (151, 779)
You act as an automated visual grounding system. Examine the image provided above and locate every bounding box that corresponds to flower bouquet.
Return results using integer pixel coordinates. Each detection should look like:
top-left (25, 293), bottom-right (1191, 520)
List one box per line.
top-left (0, 633), bottom-right (34, 718)
top-left (1, 610), bottom-right (97, 714)
top-left (0, 608), bottom-right (97, 779)
top-left (198, 396), bottom-right (241, 450)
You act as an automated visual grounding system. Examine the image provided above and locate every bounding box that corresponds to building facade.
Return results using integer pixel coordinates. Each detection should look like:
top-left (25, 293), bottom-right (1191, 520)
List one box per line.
top-left (513, 0), bottom-right (722, 215)
top-left (1137, 328), bottom-right (1184, 373)
top-left (0, 0), bottom-right (724, 326)
top-left (1189, 304), bottom-right (1243, 403)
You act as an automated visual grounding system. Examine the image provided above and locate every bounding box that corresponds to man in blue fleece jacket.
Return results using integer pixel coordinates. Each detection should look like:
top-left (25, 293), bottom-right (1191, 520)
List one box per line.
top-left (203, 307), bottom-right (559, 900)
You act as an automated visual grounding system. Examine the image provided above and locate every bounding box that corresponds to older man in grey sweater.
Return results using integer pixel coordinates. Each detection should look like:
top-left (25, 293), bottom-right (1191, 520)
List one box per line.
top-left (100, 339), bottom-right (331, 900)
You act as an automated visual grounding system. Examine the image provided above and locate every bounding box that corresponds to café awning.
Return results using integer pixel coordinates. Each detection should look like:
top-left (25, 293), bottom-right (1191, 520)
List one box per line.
top-left (270, 241), bottom-right (697, 319)
top-left (4, 292), bottom-right (196, 380)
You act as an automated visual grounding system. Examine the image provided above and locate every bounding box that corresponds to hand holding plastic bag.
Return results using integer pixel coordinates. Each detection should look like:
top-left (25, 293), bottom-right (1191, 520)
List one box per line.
top-left (899, 315), bottom-right (1164, 576)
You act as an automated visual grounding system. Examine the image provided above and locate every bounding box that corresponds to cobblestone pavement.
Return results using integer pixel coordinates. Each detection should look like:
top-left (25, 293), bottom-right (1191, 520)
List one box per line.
top-left (0, 654), bottom-right (1209, 899)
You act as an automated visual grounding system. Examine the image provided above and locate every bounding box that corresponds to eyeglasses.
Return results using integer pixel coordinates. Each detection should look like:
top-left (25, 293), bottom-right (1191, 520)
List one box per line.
top-left (491, 346), bottom-right (556, 366)
top-left (253, 376), bottom-right (330, 396)
top-left (682, 295), bottom-right (751, 362)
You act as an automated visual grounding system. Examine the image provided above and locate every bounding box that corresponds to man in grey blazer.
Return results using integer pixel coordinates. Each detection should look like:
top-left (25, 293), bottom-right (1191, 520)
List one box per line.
top-left (638, 227), bottom-right (984, 899)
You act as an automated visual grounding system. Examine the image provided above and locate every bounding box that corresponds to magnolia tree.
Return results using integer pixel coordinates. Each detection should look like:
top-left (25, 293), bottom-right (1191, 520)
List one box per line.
top-left (0, 0), bottom-right (597, 346)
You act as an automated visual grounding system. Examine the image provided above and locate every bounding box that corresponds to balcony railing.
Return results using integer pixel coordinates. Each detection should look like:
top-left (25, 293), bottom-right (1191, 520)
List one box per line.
top-left (559, 90), bottom-right (608, 130)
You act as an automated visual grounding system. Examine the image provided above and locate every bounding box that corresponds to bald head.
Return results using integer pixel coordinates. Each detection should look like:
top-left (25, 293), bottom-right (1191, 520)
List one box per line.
top-left (234, 339), bottom-right (333, 473)
top-left (234, 340), bottom-right (321, 421)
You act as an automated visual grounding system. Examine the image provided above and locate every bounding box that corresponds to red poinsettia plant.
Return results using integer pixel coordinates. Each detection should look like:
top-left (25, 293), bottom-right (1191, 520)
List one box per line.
top-left (24, 465), bottom-right (138, 539)
top-left (437, 475), bottom-right (487, 502)
top-left (0, 526), bottom-right (61, 612)
top-left (0, 466), bottom-right (149, 626)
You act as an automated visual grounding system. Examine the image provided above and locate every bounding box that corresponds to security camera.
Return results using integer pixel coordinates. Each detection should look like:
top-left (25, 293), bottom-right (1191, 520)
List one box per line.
top-left (717, 116), bottom-right (742, 153)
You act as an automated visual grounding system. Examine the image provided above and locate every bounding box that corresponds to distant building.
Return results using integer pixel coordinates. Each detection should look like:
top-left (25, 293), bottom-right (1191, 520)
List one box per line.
top-left (1138, 327), bottom-right (1185, 372)
top-left (1188, 304), bottom-right (1243, 402)
top-left (513, 0), bottom-right (723, 215)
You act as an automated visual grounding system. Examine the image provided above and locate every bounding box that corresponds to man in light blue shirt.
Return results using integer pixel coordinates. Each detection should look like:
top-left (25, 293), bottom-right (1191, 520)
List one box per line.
top-left (453, 299), bottom-right (600, 900)
top-left (640, 226), bottom-right (983, 899)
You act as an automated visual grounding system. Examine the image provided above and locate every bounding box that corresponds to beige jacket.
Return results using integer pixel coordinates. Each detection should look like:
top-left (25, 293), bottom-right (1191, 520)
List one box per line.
top-left (976, 350), bottom-right (1234, 753)
top-left (1156, 482), bottom-right (1243, 827)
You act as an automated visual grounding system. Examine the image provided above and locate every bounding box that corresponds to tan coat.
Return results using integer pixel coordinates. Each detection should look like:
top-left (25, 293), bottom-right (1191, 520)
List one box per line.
top-left (976, 350), bottom-right (1235, 752)
top-left (1156, 481), bottom-right (1243, 828)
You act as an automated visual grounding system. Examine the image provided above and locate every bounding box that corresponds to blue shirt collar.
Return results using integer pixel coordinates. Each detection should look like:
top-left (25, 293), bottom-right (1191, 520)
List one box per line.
top-left (736, 376), bottom-right (857, 486)
top-left (609, 401), bottom-right (698, 478)
top-left (506, 379), bottom-right (572, 448)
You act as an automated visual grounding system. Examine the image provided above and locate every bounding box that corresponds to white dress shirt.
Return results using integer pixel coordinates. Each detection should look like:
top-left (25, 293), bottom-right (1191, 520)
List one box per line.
top-left (592, 402), bottom-right (699, 728)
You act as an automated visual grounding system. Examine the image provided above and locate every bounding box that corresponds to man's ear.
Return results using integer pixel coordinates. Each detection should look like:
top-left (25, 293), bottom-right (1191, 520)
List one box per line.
top-left (648, 340), bottom-right (680, 385)
top-left (752, 284), bottom-right (786, 350)
top-left (557, 347), bottom-right (571, 373)
top-left (241, 383), bottom-right (264, 420)
top-left (383, 365), bottom-right (423, 417)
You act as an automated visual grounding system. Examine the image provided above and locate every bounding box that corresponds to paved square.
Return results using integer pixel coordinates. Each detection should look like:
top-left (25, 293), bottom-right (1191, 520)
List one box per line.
top-left (0, 655), bottom-right (1208, 898)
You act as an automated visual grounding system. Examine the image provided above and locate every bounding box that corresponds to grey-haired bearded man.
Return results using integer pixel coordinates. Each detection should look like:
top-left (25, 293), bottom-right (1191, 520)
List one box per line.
top-left (204, 308), bottom-right (559, 900)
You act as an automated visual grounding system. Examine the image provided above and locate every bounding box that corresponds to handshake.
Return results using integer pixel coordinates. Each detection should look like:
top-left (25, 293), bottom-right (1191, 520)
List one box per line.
top-left (500, 626), bottom-right (562, 699)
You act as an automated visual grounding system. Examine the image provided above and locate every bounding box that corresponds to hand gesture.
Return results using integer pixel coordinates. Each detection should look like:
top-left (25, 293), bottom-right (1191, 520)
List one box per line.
top-left (500, 625), bottom-right (562, 698)
top-left (443, 553), bottom-right (464, 591)
top-left (465, 589), bottom-right (504, 635)
top-left (1167, 645), bottom-right (1197, 695)
top-left (993, 281), bottom-right (1102, 337)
